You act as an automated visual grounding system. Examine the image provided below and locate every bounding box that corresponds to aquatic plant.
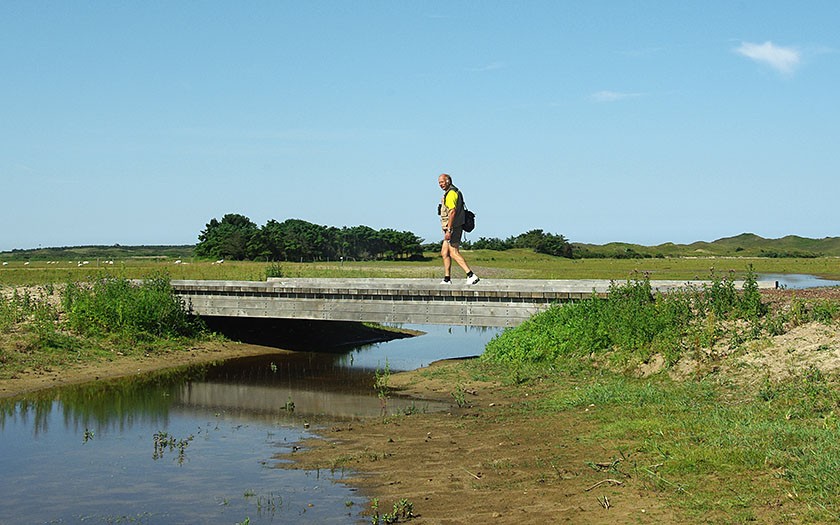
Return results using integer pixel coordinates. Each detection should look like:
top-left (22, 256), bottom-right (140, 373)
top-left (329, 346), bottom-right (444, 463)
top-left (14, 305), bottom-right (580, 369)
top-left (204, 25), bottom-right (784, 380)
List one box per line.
top-left (152, 431), bottom-right (194, 465)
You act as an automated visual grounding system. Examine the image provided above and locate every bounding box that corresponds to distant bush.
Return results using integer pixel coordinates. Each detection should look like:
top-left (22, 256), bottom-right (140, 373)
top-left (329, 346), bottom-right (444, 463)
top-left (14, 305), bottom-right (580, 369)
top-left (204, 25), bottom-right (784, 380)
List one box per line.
top-left (759, 250), bottom-right (821, 258)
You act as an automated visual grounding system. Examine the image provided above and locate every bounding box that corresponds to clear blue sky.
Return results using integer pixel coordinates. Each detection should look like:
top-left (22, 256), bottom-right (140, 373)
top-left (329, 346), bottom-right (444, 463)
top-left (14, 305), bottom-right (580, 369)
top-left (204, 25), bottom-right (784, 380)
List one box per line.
top-left (2, 1), bottom-right (838, 252)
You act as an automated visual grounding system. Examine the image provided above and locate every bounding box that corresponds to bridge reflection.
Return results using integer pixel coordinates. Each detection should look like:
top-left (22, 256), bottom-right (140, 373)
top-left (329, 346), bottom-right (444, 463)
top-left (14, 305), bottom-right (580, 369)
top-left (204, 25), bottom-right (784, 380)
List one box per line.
top-left (175, 381), bottom-right (446, 420)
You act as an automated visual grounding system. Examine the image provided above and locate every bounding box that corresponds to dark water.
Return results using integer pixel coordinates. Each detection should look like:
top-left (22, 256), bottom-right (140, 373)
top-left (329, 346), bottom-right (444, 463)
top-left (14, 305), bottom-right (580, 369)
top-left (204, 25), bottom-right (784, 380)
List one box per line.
top-left (0, 324), bottom-right (500, 525)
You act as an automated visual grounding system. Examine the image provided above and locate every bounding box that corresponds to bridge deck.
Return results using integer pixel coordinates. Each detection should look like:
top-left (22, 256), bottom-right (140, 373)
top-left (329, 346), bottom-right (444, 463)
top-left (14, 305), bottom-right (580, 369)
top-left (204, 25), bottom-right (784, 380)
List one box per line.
top-left (172, 278), bottom-right (777, 328)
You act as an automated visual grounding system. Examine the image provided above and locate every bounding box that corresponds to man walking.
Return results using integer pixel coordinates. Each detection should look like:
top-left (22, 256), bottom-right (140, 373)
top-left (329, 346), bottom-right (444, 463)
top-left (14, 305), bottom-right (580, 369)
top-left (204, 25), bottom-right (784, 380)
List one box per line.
top-left (438, 173), bottom-right (479, 285)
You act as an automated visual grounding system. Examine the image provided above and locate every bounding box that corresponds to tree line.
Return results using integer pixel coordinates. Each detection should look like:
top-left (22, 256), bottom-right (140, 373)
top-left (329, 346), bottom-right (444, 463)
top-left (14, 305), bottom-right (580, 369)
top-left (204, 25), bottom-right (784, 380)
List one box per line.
top-left (465, 230), bottom-right (574, 258)
top-left (195, 214), bottom-right (425, 261)
top-left (195, 214), bottom-right (576, 262)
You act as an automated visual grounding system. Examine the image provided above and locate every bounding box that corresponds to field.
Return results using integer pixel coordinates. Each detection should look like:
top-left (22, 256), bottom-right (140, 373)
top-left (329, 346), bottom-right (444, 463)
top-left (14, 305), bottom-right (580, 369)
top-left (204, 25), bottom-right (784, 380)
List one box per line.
top-left (2, 248), bottom-right (840, 286)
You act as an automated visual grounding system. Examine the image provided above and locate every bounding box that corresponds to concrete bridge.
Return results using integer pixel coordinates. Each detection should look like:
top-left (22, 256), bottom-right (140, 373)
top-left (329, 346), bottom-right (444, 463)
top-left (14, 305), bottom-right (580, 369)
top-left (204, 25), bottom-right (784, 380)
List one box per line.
top-left (171, 277), bottom-right (777, 328)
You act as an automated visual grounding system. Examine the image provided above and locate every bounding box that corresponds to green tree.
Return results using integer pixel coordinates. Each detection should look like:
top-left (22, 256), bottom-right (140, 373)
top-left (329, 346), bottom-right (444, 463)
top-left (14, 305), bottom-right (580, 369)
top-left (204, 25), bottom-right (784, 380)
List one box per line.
top-left (274, 219), bottom-right (337, 262)
top-left (195, 213), bottom-right (258, 260)
top-left (512, 229), bottom-right (547, 249)
top-left (250, 219), bottom-right (286, 261)
top-left (377, 229), bottom-right (423, 260)
top-left (535, 233), bottom-right (573, 258)
top-left (338, 225), bottom-right (379, 260)
top-left (472, 237), bottom-right (512, 250)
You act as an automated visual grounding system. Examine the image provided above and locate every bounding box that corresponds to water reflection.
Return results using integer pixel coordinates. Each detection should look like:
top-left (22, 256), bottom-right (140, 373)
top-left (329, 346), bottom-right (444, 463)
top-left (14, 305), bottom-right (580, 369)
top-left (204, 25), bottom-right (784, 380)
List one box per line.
top-left (0, 324), bottom-right (500, 524)
top-left (177, 352), bottom-right (449, 420)
top-left (1, 366), bottom-right (210, 436)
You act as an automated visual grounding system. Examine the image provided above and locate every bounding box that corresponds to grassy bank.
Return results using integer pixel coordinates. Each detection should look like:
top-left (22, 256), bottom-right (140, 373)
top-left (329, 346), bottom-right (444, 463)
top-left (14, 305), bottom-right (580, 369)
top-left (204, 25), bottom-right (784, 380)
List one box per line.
top-left (0, 275), bottom-right (211, 379)
top-left (477, 272), bottom-right (840, 522)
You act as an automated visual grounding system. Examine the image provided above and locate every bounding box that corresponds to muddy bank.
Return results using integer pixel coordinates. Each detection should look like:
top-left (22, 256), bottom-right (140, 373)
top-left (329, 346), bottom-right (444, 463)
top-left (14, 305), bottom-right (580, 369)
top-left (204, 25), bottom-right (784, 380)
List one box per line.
top-left (279, 359), bottom-right (679, 524)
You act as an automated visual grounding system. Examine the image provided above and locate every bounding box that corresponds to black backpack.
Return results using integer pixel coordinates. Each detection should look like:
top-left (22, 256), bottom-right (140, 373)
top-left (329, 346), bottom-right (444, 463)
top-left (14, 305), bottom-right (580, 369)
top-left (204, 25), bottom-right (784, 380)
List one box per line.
top-left (463, 208), bottom-right (475, 233)
top-left (440, 187), bottom-right (476, 233)
top-left (453, 187), bottom-right (476, 233)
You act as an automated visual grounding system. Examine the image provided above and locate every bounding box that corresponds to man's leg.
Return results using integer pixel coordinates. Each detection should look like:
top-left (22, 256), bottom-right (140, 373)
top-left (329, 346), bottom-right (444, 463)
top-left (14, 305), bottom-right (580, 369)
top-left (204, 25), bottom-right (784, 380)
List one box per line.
top-left (441, 242), bottom-right (452, 277)
top-left (450, 236), bottom-right (479, 284)
top-left (448, 244), bottom-right (471, 274)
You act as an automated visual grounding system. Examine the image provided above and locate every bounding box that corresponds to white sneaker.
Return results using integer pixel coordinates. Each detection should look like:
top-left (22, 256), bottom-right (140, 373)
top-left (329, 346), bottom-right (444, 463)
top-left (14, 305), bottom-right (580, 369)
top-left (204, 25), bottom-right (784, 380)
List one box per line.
top-left (466, 274), bottom-right (480, 285)
top-left (440, 279), bottom-right (452, 285)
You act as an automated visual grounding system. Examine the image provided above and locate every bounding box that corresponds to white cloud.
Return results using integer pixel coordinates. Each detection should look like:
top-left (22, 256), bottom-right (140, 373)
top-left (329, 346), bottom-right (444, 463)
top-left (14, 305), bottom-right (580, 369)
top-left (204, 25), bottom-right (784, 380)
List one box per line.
top-left (590, 90), bottom-right (641, 102)
top-left (468, 62), bottom-right (506, 72)
top-left (735, 41), bottom-right (801, 75)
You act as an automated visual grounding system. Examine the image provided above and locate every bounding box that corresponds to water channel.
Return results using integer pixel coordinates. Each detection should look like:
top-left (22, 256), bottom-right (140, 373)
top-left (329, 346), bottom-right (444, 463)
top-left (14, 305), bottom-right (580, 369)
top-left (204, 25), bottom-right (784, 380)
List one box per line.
top-left (0, 324), bottom-right (501, 525)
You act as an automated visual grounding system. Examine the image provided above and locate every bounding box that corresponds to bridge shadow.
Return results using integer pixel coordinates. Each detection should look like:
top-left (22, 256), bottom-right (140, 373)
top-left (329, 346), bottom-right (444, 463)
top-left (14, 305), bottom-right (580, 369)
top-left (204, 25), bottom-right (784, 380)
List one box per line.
top-left (200, 316), bottom-right (413, 352)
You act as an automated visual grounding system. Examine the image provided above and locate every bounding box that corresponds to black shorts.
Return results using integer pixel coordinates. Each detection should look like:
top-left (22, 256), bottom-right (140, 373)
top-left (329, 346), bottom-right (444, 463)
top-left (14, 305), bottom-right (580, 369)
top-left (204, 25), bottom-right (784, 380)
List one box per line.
top-left (447, 227), bottom-right (463, 246)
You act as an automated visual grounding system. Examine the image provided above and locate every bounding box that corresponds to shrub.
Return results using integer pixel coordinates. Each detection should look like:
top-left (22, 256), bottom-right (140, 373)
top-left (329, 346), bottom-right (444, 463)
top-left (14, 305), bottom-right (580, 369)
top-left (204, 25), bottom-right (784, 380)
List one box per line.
top-left (483, 270), bottom-right (772, 367)
top-left (62, 274), bottom-right (203, 340)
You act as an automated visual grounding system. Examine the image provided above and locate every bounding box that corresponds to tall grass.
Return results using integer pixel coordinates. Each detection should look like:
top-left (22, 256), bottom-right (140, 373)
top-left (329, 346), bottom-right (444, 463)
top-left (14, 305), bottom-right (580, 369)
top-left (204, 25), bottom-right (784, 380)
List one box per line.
top-left (62, 274), bottom-right (203, 340)
top-left (483, 267), bottom-right (784, 367)
top-left (1, 275), bottom-right (206, 378)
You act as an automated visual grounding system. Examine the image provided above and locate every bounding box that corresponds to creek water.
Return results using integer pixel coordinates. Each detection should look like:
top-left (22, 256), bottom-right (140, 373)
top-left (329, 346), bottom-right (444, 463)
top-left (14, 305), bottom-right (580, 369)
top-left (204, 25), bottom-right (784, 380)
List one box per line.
top-left (761, 273), bottom-right (840, 289)
top-left (0, 324), bottom-right (501, 525)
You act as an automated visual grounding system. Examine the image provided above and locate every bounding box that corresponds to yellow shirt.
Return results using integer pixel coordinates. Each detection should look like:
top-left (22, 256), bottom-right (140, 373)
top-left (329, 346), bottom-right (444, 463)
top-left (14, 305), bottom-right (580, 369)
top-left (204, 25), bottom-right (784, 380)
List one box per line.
top-left (444, 189), bottom-right (459, 210)
top-left (440, 186), bottom-right (464, 228)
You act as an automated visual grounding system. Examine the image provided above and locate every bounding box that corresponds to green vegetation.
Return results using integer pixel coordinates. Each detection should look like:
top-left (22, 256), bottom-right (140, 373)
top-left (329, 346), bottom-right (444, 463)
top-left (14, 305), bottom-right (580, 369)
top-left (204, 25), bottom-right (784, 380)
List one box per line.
top-left (369, 498), bottom-right (415, 524)
top-left (479, 271), bottom-right (840, 522)
top-left (467, 228), bottom-right (574, 257)
top-left (195, 214), bottom-right (424, 261)
top-left (0, 275), bottom-right (208, 379)
top-left (3, 248), bottom-right (840, 288)
top-left (374, 359), bottom-right (392, 401)
top-left (484, 268), bottom-right (767, 366)
top-left (572, 232), bottom-right (840, 259)
top-left (503, 362), bottom-right (840, 523)
top-left (62, 274), bottom-right (203, 340)
top-left (153, 430), bottom-right (195, 465)
top-left (0, 244), bottom-right (193, 261)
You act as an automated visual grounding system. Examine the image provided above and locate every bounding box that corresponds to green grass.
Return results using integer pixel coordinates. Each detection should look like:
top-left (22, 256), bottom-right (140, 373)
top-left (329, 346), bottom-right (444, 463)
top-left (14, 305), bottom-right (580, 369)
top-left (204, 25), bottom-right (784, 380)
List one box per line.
top-left (540, 368), bottom-right (839, 522)
top-left (3, 249), bottom-right (840, 287)
top-left (0, 275), bottom-right (209, 379)
top-left (62, 273), bottom-right (204, 340)
top-left (456, 353), bottom-right (840, 523)
top-left (482, 269), bottom-right (772, 367)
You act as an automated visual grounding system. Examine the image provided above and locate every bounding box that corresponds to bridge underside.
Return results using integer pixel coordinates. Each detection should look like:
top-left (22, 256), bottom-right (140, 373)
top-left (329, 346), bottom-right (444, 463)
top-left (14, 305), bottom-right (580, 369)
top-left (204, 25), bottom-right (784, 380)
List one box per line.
top-left (172, 277), bottom-right (776, 328)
